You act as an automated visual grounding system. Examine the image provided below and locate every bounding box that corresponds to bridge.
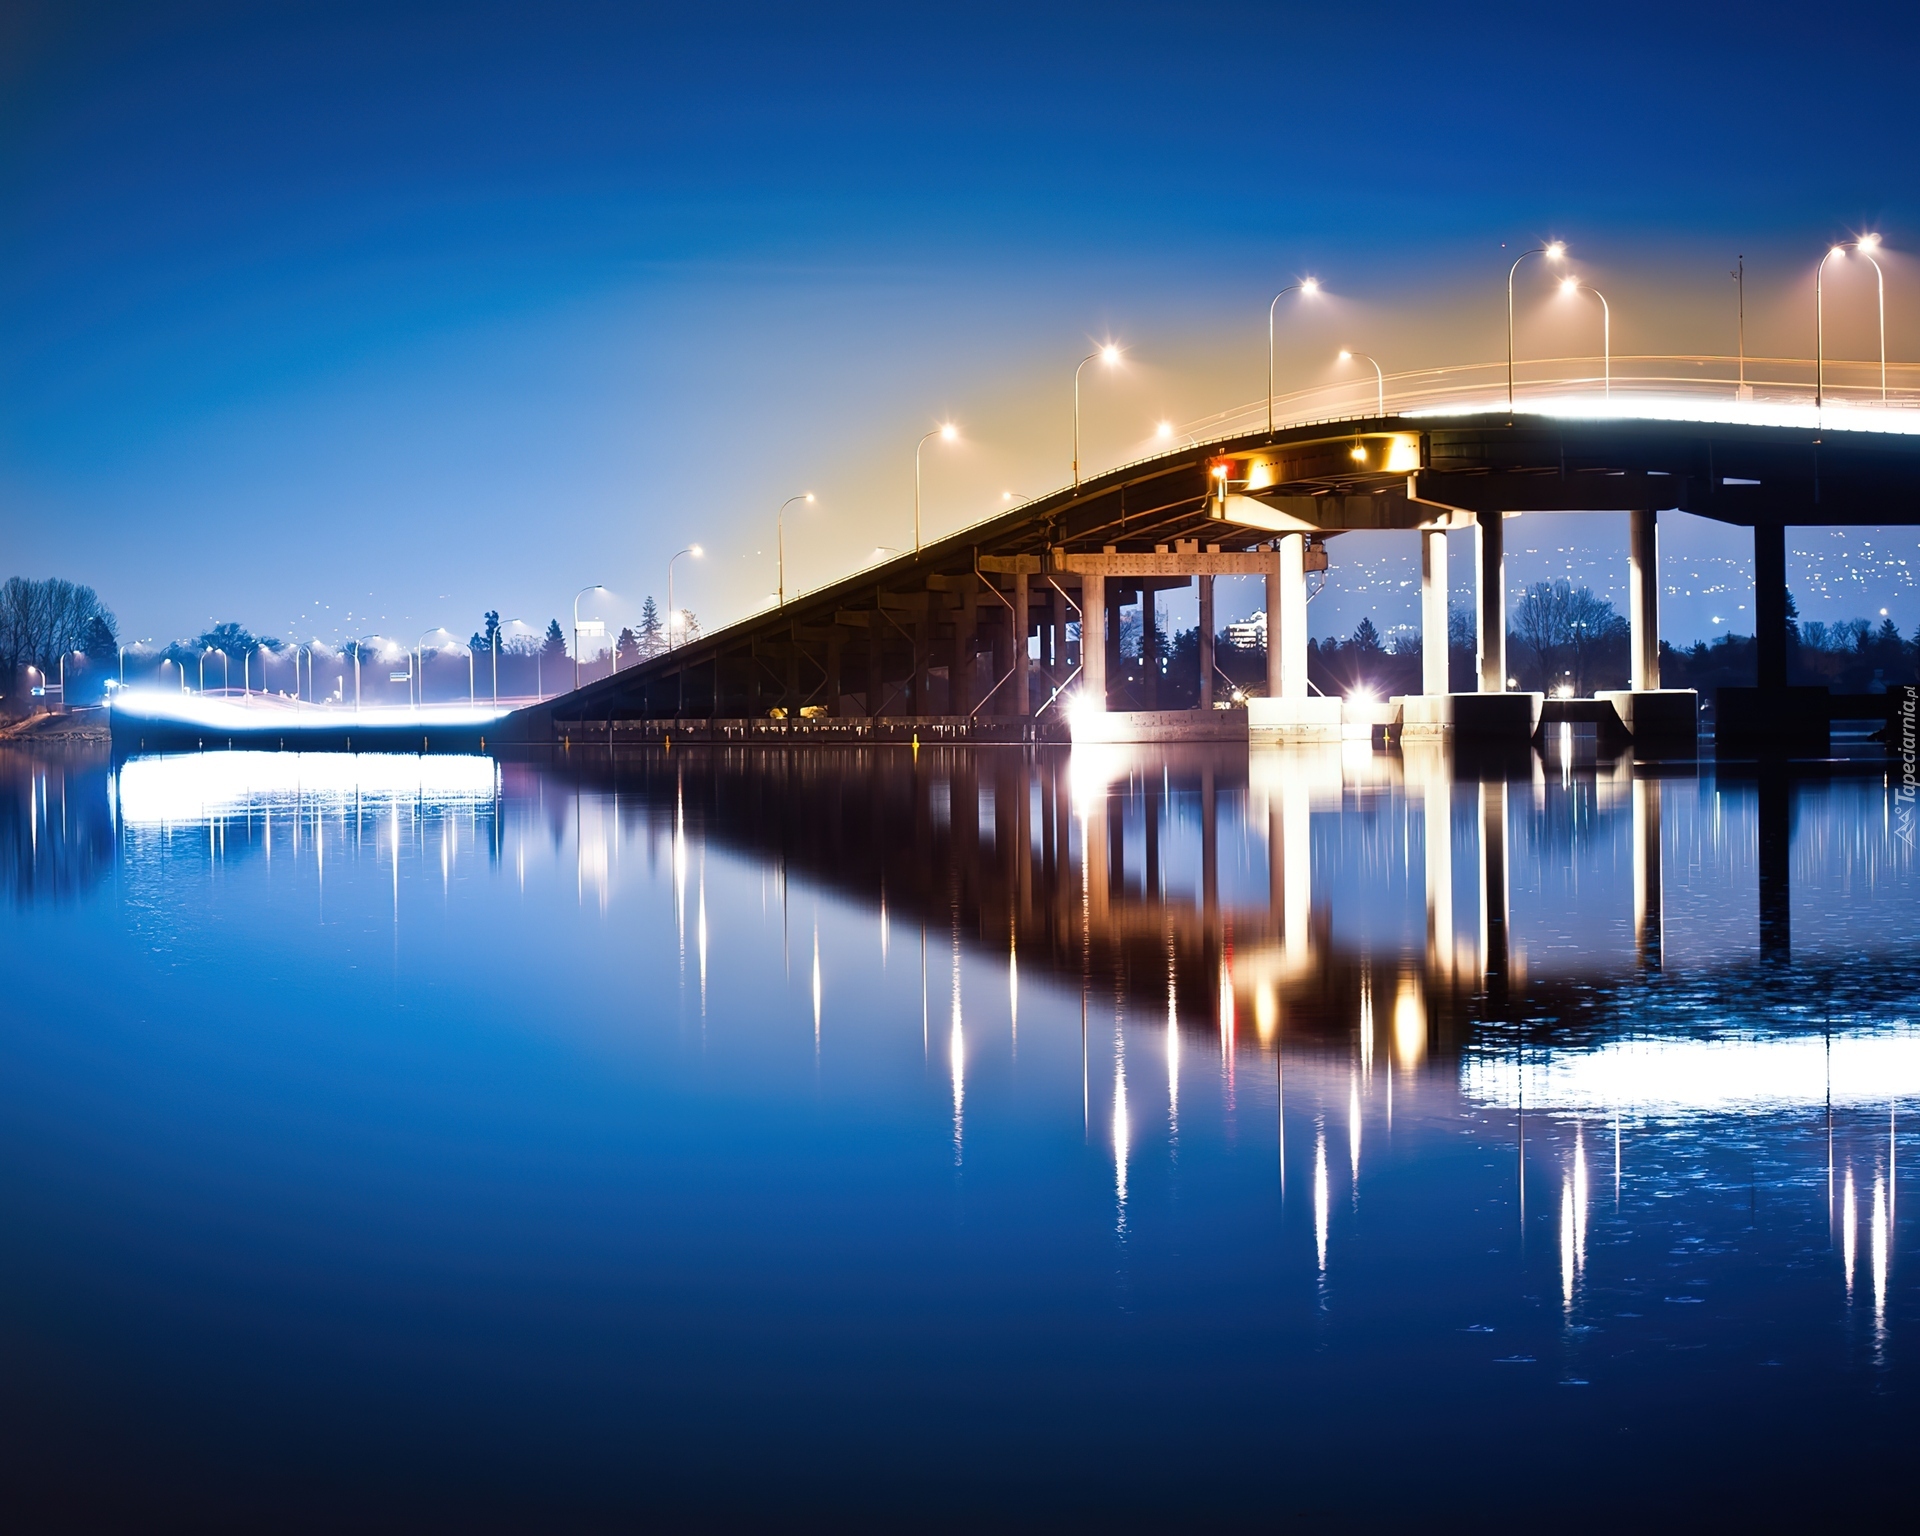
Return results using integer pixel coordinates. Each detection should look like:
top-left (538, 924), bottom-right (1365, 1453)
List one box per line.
top-left (506, 364), bottom-right (1920, 752)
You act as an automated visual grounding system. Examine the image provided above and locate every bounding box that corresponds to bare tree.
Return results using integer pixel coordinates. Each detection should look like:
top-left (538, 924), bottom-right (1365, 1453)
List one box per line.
top-left (0, 578), bottom-right (116, 686)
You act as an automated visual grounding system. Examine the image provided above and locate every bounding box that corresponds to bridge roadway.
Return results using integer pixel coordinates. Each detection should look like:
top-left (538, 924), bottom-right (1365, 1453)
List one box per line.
top-left (502, 409), bottom-right (1920, 748)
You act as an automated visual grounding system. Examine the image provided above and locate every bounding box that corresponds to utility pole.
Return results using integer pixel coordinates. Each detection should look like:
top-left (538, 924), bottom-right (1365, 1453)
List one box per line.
top-left (1732, 256), bottom-right (1749, 399)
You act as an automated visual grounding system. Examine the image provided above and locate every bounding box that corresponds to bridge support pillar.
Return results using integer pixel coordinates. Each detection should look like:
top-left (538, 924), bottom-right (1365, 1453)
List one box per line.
top-left (1081, 573), bottom-right (1106, 711)
top-left (913, 614), bottom-right (929, 713)
top-left (1421, 528), bottom-right (1449, 696)
top-left (1142, 587), bottom-right (1159, 709)
top-left (1754, 520), bottom-right (1788, 691)
top-left (1629, 508), bottom-right (1661, 690)
top-left (1273, 533), bottom-right (1307, 698)
top-left (1198, 576), bottom-right (1215, 709)
top-left (1477, 511), bottom-right (1507, 692)
top-left (1013, 570), bottom-right (1031, 715)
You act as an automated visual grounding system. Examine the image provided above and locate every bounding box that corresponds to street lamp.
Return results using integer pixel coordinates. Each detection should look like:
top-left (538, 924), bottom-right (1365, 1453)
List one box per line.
top-left (915, 425), bottom-right (958, 553)
top-left (416, 629), bottom-right (450, 708)
top-left (1074, 347), bottom-right (1120, 489)
top-left (572, 585), bottom-right (606, 692)
top-left (1337, 350), bottom-right (1385, 416)
top-left (1818, 236), bottom-right (1887, 412)
top-left (1507, 241), bottom-right (1567, 409)
top-left (201, 646), bottom-right (228, 693)
top-left (1559, 278), bottom-right (1611, 396)
top-left (668, 549), bottom-right (702, 652)
top-left (1267, 281), bottom-right (1320, 435)
top-left (777, 493), bottom-right (815, 607)
top-left (119, 639), bottom-right (150, 685)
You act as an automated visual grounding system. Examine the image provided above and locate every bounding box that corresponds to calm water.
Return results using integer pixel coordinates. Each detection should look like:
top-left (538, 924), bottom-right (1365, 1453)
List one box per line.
top-left (0, 740), bottom-right (1914, 1529)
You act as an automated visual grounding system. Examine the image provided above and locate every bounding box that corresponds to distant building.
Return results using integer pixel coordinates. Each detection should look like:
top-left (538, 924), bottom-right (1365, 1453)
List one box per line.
top-left (1226, 610), bottom-right (1267, 649)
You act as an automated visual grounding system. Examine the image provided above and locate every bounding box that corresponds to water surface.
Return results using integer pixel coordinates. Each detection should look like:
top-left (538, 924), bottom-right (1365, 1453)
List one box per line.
top-left (0, 741), bottom-right (1913, 1529)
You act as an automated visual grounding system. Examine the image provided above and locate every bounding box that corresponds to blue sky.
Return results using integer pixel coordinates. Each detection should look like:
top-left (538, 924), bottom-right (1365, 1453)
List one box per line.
top-left (3, 0), bottom-right (1917, 647)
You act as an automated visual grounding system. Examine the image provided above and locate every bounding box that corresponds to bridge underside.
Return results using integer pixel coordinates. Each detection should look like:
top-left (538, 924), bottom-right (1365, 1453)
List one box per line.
top-left (506, 412), bottom-right (1920, 743)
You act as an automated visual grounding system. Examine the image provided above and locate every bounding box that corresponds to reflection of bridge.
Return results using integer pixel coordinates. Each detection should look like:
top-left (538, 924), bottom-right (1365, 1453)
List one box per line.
top-left (533, 740), bottom-right (1846, 1055)
top-left (508, 397), bottom-right (1920, 751)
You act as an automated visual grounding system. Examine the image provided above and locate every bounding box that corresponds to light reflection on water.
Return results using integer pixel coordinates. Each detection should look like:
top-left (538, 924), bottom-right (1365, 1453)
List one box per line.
top-left (0, 740), bottom-right (1913, 1525)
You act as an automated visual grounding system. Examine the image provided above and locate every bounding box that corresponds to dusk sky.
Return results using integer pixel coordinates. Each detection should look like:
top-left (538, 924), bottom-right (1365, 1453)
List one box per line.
top-left (4, 0), bottom-right (1918, 650)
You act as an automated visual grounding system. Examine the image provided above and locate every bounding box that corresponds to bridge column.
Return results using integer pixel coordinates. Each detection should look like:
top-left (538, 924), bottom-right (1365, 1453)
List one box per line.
top-left (826, 631), bottom-right (842, 717)
top-left (913, 613), bottom-right (929, 714)
top-left (1198, 575), bottom-right (1215, 709)
top-left (1754, 520), bottom-right (1788, 691)
top-left (1081, 572), bottom-right (1106, 711)
top-left (1272, 534), bottom-right (1308, 698)
top-left (1421, 528), bottom-right (1449, 696)
top-left (1477, 511), bottom-right (1507, 692)
top-left (867, 611), bottom-right (884, 718)
top-left (1628, 508), bottom-right (1661, 690)
top-left (1142, 587), bottom-right (1159, 709)
top-left (954, 587), bottom-right (977, 717)
top-left (1012, 571), bottom-right (1031, 715)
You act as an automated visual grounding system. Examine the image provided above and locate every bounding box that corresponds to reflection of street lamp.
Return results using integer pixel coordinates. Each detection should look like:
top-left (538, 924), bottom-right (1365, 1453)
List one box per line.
top-left (1267, 282), bottom-right (1320, 435)
top-left (1337, 350), bottom-right (1385, 415)
top-left (1074, 348), bottom-right (1120, 489)
top-left (1506, 241), bottom-right (1566, 408)
top-left (915, 426), bottom-right (957, 553)
top-left (1559, 277), bottom-right (1611, 396)
top-left (777, 493), bottom-right (815, 607)
top-left (572, 585), bottom-right (606, 692)
top-left (668, 550), bottom-right (701, 651)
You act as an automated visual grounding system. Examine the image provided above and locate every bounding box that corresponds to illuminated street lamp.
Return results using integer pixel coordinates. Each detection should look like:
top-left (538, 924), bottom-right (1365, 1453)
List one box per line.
top-left (1337, 350), bottom-right (1386, 416)
top-left (119, 639), bottom-right (150, 685)
top-left (200, 646), bottom-right (229, 693)
top-left (1817, 236), bottom-right (1887, 412)
top-left (668, 549), bottom-right (701, 653)
top-left (1267, 281), bottom-right (1320, 435)
top-left (1559, 278), bottom-right (1612, 396)
top-left (572, 585), bottom-right (606, 692)
top-left (1074, 348), bottom-right (1120, 489)
top-left (915, 425), bottom-right (958, 553)
top-left (1507, 241), bottom-right (1567, 408)
top-left (777, 494), bottom-right (815, 607)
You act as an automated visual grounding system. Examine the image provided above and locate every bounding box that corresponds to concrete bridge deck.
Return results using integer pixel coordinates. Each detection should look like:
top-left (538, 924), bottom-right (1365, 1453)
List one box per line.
top-left (500, 407), bottom-right (1920, 750)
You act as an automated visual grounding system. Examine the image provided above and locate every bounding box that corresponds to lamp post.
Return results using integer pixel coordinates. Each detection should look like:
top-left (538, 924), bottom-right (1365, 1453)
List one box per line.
top-left (1816, 236), bottom-right (1886, 412)
top-left (119, 639), bottom-right (150, 686)
top-left (1267, 282), bottom-right (1319, 435)
top-left (573, 585), bottom-right (605, 692)
top-left (1559, 278), bottom-right (1611, 396)
top-left (1507, 241), bottom-right (1567, 409)
top-left (668, 549), bottom-right (702, 652)
top-left (416, 629), bottom-right (446, 708)
top-left (1073, 349), bottom-right (1119, 489)
top-left (202, 647), bottom-right (228, 693)
top-left (1337, 350), bottom-right (1385, 416)
top-left (915, 426), bottom-right (957, 552)
top-left (776, 494), bottom-right (815, 607)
